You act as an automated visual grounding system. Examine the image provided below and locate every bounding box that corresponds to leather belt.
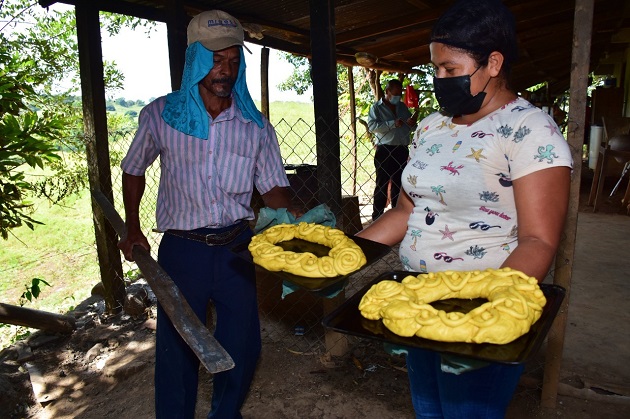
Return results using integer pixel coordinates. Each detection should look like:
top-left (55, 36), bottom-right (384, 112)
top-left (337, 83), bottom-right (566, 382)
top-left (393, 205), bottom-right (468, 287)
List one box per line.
top-left (165, 221), bottom-right (249, 246)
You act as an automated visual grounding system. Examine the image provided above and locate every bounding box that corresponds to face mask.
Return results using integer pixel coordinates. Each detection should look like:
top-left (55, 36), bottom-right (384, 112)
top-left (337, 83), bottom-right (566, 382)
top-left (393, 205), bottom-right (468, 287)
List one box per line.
top-left (433, 68), bottom-right (489, 116)
top-left (388, 95), bottom-right (401, 105)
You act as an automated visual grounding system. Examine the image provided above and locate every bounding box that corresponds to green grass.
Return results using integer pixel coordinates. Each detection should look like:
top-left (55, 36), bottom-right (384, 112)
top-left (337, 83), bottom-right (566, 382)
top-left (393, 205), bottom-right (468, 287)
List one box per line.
top-left (0, 189), bottom-right (98, 312)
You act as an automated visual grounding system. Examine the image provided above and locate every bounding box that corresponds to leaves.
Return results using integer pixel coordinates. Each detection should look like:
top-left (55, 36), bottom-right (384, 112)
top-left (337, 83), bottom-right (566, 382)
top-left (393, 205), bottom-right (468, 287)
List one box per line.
top-left (0, 0), bottom-right (152, 239)
top-left (19, 277), bottom-right (52, 306)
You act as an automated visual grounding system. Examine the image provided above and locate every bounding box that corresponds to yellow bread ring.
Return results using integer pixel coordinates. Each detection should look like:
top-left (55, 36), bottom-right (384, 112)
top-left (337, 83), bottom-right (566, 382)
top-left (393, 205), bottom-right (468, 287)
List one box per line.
top-left (358, 268), bottom-right (546, 345)
top-left (248, 222), bottom-right (367, 278)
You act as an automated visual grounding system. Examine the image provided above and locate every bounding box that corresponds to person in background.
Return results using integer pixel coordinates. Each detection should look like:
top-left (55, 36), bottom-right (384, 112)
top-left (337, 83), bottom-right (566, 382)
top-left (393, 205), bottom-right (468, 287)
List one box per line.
top-left (118, 10), bottom-right (293, 419)
top-left (357, 0), bottom-right (572, 417)
top-left (368, 79), bottom-right (418, 221)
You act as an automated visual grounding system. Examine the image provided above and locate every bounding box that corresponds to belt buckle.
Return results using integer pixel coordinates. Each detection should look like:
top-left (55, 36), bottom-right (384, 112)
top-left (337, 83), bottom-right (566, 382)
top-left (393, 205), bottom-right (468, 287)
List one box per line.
top-left (205, 233), bottom-right (218, 246)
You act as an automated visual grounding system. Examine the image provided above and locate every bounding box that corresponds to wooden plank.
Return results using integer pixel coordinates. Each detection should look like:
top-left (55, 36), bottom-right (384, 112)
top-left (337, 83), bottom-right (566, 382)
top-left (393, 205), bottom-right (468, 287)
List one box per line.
top-left (261, 47), bottom-right (270, 119)
top-left (39, 0), bottom-right (167, 22)
top-left (0, 303), bottom-right (76, 334)
top-left (25, 362), bottom-right (63, 404)
top-left (309, 0), bottom-right (343, 219)
top-left (165, 0), bottom-right (187, 92)
top-left (75, 3), bottom-right (126, 314)
top-left (347, 66), bottom-right (358, 196)
top-left (542, 0), bottom-right (594, 409)
top-left (91, 190), bottom-right (235, 374)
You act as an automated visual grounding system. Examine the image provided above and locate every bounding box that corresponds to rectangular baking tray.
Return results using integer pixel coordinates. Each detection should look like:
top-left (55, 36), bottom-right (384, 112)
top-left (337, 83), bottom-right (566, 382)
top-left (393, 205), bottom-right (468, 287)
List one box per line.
top-left (322, 271), bottom-right (566, 364)
top-left (231, 235), bottom-right (391, 293)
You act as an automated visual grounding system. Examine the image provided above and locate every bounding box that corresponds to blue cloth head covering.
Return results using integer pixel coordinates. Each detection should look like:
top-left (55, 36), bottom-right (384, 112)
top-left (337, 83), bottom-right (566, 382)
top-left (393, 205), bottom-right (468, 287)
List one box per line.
top-left (161, 41), bottom-right (263, 139)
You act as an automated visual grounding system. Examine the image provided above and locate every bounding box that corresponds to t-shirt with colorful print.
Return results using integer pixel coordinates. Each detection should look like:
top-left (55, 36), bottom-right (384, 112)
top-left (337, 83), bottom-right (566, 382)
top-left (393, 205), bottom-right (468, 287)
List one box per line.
top-left (399, 97), bottom-right (573, 274)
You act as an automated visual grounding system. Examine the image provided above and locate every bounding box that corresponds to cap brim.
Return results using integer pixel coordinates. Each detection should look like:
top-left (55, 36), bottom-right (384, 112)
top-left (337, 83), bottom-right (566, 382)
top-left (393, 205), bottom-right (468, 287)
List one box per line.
top-left (198, 37), bottom-right (252, 54)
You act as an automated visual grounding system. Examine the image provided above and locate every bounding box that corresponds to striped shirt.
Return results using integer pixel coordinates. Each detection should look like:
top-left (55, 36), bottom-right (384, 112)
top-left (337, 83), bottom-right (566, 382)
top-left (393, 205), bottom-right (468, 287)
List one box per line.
top-left (121, 96), bottom-right (289, 231)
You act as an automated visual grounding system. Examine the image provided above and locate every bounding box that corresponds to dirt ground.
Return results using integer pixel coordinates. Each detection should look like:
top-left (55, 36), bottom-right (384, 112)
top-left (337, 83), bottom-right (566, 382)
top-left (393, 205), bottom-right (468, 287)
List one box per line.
top-left (1, 168), bottom-right (629, 419)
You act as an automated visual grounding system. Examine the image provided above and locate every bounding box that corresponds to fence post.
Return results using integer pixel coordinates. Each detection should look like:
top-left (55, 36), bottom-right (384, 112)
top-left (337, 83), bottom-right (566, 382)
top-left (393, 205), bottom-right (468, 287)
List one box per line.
top-left (75, 4), bottom-right (125, 314)
top-left (541, 0), bottom-right (593, 408)
top-left (309, 0), bottom-right (343, 222)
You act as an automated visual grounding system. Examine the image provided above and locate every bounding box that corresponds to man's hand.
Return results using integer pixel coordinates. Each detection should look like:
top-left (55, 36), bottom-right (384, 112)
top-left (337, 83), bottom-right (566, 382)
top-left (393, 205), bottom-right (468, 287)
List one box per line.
top-left (118, 228), bottom-right (151, 262)
top-left (394, 118), bottom-right (404, 127)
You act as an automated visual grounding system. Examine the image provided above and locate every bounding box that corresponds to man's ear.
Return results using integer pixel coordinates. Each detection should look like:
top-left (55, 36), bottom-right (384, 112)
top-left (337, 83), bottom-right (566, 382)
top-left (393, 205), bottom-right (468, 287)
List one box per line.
top-left (487, 51), bottom-right (505, 77)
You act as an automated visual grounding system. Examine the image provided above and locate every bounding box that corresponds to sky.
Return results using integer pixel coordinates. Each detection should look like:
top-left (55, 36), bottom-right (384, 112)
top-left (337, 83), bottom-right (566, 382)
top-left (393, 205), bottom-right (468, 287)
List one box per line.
top-left (100, 23), bottom-right (312, 103)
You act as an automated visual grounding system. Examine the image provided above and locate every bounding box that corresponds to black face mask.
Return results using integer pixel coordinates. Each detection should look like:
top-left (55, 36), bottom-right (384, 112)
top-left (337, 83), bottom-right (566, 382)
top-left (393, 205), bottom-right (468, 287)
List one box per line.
top-left (433, 68), bottom-right (489, 116)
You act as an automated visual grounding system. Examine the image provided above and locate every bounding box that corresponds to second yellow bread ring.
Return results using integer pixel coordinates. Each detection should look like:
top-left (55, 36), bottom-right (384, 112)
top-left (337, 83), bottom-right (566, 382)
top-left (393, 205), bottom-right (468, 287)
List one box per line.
top-left (358, 268), bottom-right (547, 344)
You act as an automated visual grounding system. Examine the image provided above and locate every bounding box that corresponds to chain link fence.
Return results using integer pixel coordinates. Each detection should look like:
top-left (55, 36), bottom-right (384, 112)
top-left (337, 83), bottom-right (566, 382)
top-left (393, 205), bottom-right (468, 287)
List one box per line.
top-left (102, 112), bottom-right (549, 405)
top-left (0, 109), bottom-right (553, 408)
top-left (106, 115), bottom-right (403, 356)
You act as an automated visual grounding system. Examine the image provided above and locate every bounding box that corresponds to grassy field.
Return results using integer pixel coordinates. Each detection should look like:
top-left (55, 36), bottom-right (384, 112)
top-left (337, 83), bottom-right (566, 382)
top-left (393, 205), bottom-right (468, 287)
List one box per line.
top-left (0, 100), bottom-right (377, 348)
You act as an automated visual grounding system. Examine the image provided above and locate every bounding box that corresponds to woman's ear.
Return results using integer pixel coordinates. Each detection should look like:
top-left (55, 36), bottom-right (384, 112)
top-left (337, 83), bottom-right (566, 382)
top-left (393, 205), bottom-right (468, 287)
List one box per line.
top-left (487, 51), bottom-right (505, 77)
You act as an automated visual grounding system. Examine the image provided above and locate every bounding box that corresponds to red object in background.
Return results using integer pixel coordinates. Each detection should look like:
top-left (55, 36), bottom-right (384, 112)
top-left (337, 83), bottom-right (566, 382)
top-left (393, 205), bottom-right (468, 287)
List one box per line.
top-left (404, 85), bottom-right (419, 108)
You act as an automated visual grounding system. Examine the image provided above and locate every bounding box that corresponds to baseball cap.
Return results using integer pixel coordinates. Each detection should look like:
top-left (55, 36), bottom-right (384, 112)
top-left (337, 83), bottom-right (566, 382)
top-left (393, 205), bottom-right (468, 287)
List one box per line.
top-left (187, 10), bottom-right (251, 53)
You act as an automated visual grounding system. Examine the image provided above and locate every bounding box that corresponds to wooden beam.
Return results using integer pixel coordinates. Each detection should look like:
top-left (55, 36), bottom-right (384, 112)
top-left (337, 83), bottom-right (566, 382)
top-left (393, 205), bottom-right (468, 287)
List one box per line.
top-left (39, 0), bottom-right (167, 22)
top-left (260, 46), bottom-right (270, 119)
top-left (309, 0), bottom-right (342, 218)
top-left (0, 303), bottom-right (76, 334)
top-left (347, 66), bottom-right (358, 196)
top-left (75, 3), bottom-right (126, 314)
top-left (335, 12), bottom-right (437, 45)
top-left (542, 0), bottom-right (594, 409)
top-left (245, 36), bottom-right (311, 57)
top-left (165, 0), bottom-right (187, 91)
top-left (336, 55), bottom-right (421, 75)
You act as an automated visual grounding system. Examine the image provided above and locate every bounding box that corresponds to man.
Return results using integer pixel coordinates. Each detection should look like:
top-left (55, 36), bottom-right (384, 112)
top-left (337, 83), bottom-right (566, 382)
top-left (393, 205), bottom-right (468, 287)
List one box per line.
top-left (367, 79), bottom-right (417, 221)
top-left (118, 10), bottom-right (293, 419)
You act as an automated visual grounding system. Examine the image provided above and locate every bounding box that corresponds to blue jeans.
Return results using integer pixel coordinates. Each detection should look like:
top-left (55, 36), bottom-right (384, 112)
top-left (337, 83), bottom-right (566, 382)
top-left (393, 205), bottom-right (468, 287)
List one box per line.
top-left (406, 348), bottom-right (524, 419)
top-left (155, 226), bottom-right (260, 419)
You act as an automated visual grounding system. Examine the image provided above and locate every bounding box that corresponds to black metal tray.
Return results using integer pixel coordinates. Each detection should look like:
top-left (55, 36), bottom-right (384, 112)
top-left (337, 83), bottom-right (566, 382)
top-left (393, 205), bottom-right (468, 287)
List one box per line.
top-left (322, 271), bottom-right (566, 364)
top-left (231, 235), bottom-right (391, 293)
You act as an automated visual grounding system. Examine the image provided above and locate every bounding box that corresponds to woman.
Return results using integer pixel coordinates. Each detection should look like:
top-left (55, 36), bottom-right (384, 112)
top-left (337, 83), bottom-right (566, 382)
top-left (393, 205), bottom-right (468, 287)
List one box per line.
top-left (357, 0), bottom-right (573, 417)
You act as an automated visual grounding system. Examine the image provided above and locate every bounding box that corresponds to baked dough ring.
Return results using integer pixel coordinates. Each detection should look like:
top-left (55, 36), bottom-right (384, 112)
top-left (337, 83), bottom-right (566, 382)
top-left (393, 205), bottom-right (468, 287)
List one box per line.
top-left (248, 222), bottom-right (367, 277)
top-left (358, 268), bottom-right (546, 344)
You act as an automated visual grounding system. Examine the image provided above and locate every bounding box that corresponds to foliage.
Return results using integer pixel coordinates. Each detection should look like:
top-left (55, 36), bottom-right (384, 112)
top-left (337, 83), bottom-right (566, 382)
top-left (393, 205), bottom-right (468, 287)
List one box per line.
top-left (405, 65), bottom-right (439, 121)
top-left (0, 37), bottom-right (68, 238)
top-left (0, 0), bottom-right (153, 238)
top-left (19, 277), bottom-right (51, 306)
top-left (277, 54), bottom-right (313, 95)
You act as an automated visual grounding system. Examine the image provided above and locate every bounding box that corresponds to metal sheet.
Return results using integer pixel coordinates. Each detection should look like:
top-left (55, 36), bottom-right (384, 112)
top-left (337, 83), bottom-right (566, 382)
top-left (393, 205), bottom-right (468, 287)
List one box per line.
top-left (322, 271), bottom-right (566, 364)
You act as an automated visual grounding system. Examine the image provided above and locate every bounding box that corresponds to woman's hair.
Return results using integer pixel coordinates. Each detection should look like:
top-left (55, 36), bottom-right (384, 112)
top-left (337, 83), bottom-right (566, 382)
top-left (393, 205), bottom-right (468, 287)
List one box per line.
top-left (430, 0), bottom-right (518, 75)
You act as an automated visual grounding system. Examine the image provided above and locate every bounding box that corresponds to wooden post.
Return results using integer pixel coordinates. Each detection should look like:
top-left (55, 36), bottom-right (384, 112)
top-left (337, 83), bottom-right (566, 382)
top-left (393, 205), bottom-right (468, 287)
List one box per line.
top-left (75, 4), bottom-right (125, 314)
top-left (309, 0), bottom-right (347, 355)
top-left (165, 0), bottom-right (188, 92)
top-left (309, 0), bottom-right (342, 219)
top-left (261, 46), bottom-right (271, 119)
top-left (541, 0), bottom-right (594, 408)
top-left (348, 66), bottom-right (358, 196)
top-left (0, 303), bottom-right (75, 334)
top-left (321, 294), bottom-right (349, 356)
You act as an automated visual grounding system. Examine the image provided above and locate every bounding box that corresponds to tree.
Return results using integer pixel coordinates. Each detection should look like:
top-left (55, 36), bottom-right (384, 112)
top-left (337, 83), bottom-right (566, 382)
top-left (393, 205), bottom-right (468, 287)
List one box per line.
top-left (0, 36), bottom-right (67, 239)
top-left (0, 0), bottom-right (153, 238)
